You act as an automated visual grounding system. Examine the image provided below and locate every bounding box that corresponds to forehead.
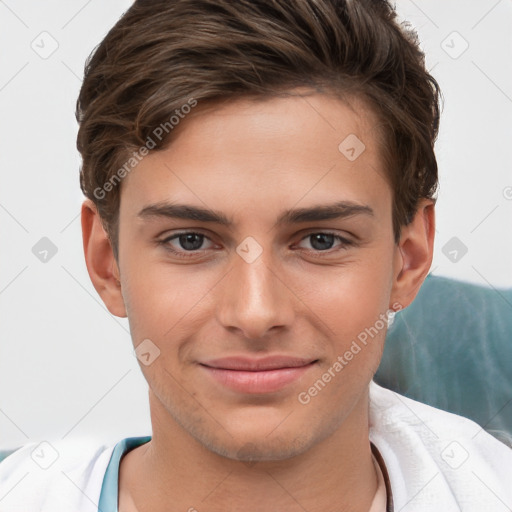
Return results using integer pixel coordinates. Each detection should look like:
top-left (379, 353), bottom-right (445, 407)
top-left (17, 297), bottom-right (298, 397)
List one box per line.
top-left (119, 91), bottom-right (391, 226)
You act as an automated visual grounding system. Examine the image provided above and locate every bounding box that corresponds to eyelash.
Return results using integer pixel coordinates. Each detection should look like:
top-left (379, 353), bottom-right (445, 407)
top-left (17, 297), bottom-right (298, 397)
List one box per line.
top-left (158, 231), bottom-right (355, 260)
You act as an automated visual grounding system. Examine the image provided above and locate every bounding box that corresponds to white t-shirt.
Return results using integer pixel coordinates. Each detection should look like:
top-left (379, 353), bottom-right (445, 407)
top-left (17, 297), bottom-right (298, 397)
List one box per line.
top-left (0, 381), bottom-right (510, 511)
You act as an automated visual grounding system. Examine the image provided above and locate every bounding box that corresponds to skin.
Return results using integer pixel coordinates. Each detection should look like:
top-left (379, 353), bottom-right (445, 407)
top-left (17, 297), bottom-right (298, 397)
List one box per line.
top-left (82, 90), bottom-right (434, 512)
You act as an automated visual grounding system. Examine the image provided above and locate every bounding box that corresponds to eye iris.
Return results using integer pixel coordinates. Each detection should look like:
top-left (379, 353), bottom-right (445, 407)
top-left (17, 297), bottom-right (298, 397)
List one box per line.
top-left (179, 233), bottom-right (203, 250)
top-left (310, 233), bottom-right (335, 251)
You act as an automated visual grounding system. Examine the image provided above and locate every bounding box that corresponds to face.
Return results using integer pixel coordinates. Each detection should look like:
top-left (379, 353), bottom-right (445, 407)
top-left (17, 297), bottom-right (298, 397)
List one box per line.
top-left (105, 92), bottom-right (408, 461)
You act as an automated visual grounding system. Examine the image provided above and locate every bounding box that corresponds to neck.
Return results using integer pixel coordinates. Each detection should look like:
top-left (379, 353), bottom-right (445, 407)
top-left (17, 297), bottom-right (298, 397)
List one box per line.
top-left (119, 389), bottom-right (378, 512)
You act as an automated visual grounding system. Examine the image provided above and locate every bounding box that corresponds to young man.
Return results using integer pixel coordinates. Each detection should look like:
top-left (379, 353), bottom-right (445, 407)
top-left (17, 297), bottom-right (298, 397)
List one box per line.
top-left (1, 0), bottom-right (511, 510)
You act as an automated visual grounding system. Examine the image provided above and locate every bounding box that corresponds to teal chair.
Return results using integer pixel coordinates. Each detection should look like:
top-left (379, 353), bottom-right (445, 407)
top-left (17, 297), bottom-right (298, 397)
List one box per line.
top-left (375, 274), bottom-right (512, 440)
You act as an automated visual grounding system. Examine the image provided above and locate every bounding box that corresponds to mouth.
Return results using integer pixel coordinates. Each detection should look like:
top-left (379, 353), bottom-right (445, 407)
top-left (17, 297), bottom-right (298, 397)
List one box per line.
top-left (199, 356), bottom-right (319, 394)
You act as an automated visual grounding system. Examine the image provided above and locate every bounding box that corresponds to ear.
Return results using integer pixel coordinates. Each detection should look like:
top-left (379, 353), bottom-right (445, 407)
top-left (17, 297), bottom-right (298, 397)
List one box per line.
top-left (390, 198), bottom-right (435, 311)
top-left (81, 199), bottom-right (127, 318)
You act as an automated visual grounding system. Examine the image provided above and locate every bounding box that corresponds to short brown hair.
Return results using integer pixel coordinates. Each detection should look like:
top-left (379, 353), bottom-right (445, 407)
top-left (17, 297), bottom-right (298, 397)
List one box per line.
top-left (76, 0), bottom-right (442, 259)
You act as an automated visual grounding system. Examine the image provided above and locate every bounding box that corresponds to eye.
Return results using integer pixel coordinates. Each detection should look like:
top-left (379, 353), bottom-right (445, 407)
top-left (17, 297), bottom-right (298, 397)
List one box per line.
top-left (159, 231), bottom-right (215, 258)
top-left (296, 232), bottom-right (354, 253)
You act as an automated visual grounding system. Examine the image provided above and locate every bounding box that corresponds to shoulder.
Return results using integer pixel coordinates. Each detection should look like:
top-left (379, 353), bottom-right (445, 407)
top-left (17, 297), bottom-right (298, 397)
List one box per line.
top-left (0, 437), bottom-right (116, 512)
top-left (369, 381), bottom-right (512, 511)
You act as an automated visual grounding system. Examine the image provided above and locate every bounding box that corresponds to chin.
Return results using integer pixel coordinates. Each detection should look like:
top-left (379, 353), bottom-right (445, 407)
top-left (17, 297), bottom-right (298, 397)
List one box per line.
top-left (221, 435), bottom-right (313, 463)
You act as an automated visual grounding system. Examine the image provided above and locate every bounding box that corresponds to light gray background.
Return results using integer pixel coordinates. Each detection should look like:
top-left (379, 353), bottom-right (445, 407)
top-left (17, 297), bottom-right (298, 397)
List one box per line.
top-left (1, 0), bottom-right (511, 449)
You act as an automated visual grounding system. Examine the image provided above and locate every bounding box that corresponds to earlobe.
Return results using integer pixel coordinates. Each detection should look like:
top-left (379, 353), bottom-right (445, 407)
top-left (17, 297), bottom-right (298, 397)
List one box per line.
top-left (390, 199), bottom-right (435, 310)
top-left (81, 199), bottom-right (127, 318)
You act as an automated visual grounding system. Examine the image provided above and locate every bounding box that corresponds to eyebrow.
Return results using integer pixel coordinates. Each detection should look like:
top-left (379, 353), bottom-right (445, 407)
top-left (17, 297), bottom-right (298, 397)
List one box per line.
top-left (137, 200), bottom-right (374, 227)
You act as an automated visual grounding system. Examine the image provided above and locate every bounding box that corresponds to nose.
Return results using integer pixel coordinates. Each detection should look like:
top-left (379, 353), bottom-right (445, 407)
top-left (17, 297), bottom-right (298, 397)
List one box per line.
top-left (216, 246), bottom-right (295, 340)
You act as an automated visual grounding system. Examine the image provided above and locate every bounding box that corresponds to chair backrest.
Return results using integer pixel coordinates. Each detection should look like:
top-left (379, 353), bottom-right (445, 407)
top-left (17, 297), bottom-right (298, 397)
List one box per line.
top-left (375, 274), bottom-right (512, 441)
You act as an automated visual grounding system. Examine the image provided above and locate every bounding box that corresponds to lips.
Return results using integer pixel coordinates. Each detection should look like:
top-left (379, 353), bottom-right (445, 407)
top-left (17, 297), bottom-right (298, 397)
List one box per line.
top-left (201, 355), bottom-right (316, 371)
top-left (199, 356), bottom-right (318, 394)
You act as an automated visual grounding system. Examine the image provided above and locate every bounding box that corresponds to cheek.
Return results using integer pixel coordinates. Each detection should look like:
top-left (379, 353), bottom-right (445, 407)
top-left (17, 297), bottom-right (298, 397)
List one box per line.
top-left (302, 252), bottom-right (393, 330)
top-left (119, 257), bottom-right (171, 343)
top-left (299, 252), bottom-right (394, 383)
top-left (120, 257), bottom-right (213, 353)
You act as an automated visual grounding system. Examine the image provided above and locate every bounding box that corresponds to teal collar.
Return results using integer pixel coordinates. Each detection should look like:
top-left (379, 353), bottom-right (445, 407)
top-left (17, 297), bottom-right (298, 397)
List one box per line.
top-left (98, 435), bottom-right (152, 512)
